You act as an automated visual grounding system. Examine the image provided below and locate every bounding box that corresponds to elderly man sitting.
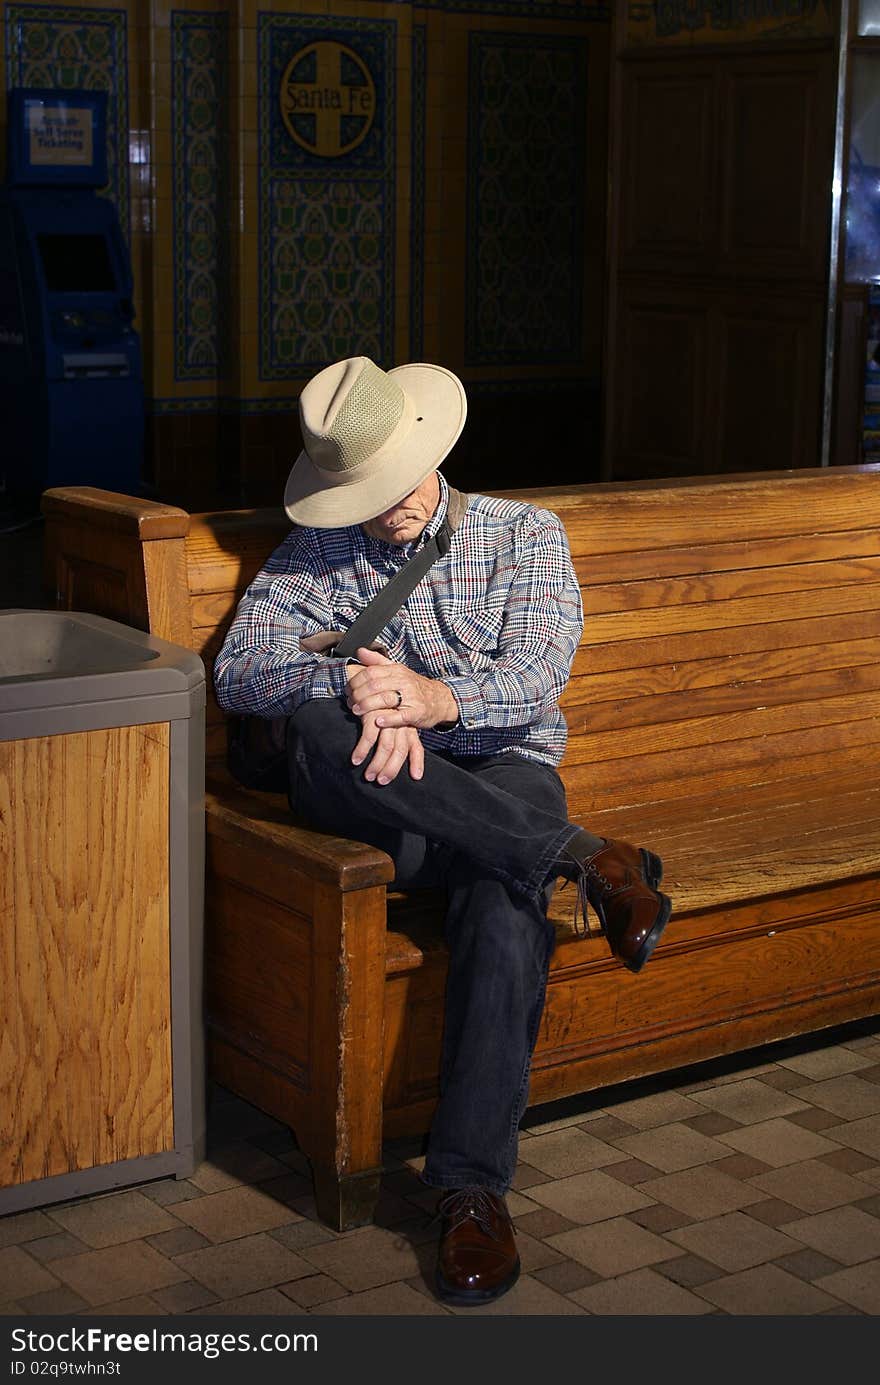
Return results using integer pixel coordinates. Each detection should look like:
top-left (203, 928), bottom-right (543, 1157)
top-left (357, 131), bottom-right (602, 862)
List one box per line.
top-left (214, 356), bottom-right (672, 1307)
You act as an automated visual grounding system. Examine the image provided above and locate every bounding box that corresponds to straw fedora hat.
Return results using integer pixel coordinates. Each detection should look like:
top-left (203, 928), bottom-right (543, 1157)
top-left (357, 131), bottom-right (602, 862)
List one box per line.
top-left (283, 356), bottom-right (467, 528)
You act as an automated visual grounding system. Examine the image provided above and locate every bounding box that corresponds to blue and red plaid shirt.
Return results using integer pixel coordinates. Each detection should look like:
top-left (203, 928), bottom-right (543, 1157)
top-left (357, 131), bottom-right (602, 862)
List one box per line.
top-left (214, 473), bottom-right (583, 766)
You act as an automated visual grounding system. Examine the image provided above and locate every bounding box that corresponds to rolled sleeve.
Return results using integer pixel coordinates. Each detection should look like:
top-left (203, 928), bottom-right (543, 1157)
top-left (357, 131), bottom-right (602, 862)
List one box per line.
top-left (213, 530), bottom-right (349, 717)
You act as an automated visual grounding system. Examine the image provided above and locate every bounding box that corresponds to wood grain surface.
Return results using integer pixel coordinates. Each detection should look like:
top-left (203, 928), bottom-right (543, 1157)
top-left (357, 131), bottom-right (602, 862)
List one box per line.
top-left (0, 725), bottom-right (173, 1188)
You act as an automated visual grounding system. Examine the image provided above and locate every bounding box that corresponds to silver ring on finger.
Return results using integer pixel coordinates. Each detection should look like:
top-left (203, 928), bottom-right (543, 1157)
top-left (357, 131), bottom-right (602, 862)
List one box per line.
top-left (392, 689), bottom-right (403, 708)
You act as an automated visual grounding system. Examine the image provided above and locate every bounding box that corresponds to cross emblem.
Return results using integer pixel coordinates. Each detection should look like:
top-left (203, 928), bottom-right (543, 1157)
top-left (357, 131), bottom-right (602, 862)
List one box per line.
top-left (280, 41), bottom-right (376, 158)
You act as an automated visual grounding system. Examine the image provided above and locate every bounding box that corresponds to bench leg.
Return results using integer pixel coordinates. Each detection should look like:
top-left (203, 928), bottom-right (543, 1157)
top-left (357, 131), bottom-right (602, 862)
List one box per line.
top-left (305, 880), bottom-right (387, 1231)
top-left (312, 1162), bottom-right (383, 1231)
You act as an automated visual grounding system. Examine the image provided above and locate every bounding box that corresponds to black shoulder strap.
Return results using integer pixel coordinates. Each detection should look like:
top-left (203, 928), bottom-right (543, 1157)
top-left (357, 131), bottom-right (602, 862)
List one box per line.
top-left (333, 486), bottom-right (469, 660)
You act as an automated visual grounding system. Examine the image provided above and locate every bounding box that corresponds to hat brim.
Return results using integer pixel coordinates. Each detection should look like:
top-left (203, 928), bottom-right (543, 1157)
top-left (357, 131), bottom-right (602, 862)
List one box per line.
top-left (283, 363), bottom-right (467, 528)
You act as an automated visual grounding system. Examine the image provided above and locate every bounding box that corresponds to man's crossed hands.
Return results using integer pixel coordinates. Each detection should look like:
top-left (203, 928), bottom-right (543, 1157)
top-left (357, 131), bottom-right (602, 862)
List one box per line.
top-left (344, 646), bottom-right (459, 785)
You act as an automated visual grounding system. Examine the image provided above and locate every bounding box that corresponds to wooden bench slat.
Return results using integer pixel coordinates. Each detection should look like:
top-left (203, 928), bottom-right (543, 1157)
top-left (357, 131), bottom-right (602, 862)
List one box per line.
top-left (564, 660), bottom-right (880, 735)
top-left (564, 719), bottom-right (880, 812)
top-left (583, 555), bottom-right (880, 615)
top-left (192, 591), bottom-right (250, 631)
top-left (565, 687), bottom-right (880, 767)
top-left (186, 510), bottom-right (287, 543)
top-left (562, 633), bottom-right (880, 708)
top-left (584, 755), bottom-right (876, 832)
top-left (573, 608), bottom-right (880, 676)
top-left (201, 646), bottom-right (878, 736)
top-left (192, 628), bottom-right (227, 671)
top-left (193, 561), bottom-right (880, 638)
top-left (572, 527), bottom-right (880, 586)
top-left (659, 821), bottom-right (880, 915)
top-left (185, 520), bottom-right (288, 594)
top-left (537, 468), bottom-right (880, 554)
top-left (582, 581), bottom-right (880, 646)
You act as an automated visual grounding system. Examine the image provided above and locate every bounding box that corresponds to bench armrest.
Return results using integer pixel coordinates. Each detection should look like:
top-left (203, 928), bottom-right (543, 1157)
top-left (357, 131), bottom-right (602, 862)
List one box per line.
top-left (41, 486), bottom-right (194, 645)
top-left (41, 486), bottom-right (190, 540)
top-left (205, 771), bottom-right (394, 893)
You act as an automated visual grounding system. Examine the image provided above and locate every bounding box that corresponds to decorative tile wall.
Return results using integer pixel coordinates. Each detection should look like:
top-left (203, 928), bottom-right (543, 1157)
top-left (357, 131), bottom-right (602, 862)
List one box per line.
top-left (171, 9), bottom-right (229, 381)
top-left (465, 30), bottom-right (587, 365)
top-left (3, 2), bottom-right (129, 233)
top-left (417, 0), bottom-right (607, 15)
top-left (257, 12), bottom-right (397, 379)
top-left (410, 21), bottom-right (426, 359)
top-left (0, 0), bottom-right (612, 503)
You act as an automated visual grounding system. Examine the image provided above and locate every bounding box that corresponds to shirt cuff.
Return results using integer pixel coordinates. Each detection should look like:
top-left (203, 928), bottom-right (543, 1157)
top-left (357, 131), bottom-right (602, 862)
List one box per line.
top-left (441, 675), bottom-right (489, 730)
top-left (306, 657), bottom-right (351, 700)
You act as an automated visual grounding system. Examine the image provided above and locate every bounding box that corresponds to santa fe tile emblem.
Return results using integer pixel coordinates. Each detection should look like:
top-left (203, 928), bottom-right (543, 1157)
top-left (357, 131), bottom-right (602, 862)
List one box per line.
top-left (280, 41), bottom-right (376, 158)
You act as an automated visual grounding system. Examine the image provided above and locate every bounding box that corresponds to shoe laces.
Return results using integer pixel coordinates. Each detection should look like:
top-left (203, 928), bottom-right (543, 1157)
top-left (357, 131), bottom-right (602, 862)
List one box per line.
top-left (435, 1188), bottom-right (508, 1241)
top-left (562, 861), bottom-right (611, 937)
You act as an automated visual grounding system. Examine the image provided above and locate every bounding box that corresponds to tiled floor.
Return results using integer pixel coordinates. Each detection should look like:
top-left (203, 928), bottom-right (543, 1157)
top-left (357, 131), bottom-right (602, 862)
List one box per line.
top-left (6, 514), bottom-right (880, 1317)
top-left (4, 1022), bottom-right (880, 1317)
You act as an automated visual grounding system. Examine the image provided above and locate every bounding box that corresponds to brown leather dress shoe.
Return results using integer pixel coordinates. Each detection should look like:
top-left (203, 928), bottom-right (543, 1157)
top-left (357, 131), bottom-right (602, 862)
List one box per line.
top-left (435, 1188), bottom-right (520, 1306)
top-left (559, 832), bottom-right (672, 974)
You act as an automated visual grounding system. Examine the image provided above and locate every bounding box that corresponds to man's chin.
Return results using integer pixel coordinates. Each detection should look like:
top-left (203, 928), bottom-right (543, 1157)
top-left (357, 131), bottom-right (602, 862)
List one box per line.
top-left (386, 523), bottom-right (418, 542)
top-left (364, 515), bottom-right (425, 543)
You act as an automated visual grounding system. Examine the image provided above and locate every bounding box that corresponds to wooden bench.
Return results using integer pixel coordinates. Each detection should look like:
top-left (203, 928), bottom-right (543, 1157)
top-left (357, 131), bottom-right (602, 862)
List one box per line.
top-left (41, 465), bottom-right (880, 1229)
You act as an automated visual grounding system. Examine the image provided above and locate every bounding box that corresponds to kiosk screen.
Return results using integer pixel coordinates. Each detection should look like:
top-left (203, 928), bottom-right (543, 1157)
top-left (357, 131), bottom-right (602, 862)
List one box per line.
top-left (37, 233), bottom-right (116, 292)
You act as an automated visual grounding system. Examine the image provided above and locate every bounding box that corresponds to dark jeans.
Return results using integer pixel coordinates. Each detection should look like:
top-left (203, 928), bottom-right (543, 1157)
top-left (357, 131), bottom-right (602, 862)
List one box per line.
top-left (286, 697), bottom-right (584, 1195)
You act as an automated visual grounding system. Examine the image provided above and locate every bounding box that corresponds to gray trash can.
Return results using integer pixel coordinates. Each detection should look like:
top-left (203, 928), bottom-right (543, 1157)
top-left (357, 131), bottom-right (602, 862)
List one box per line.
top-left (0, 610), bottom-right (205, 1214)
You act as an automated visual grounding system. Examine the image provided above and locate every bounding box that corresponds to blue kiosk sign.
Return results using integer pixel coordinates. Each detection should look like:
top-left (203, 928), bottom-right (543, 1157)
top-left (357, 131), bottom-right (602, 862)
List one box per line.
top-left (0, 88), bottom-right (144, 498)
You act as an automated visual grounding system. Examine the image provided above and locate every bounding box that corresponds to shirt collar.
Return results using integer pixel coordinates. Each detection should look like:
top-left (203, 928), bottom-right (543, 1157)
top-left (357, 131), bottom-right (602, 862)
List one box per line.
top-left (415, 472), bottom-right (450, 549)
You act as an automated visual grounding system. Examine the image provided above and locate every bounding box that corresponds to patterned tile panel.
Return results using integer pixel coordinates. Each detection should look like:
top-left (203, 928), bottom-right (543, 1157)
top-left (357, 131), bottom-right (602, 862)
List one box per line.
top-left (257, 13), bottom-right (396, 380)
top-left (3, 3), bottom-right (129, 235)
top-left (624, 0), bottom-right (833, 45)
top-left (148, 396), bottom-right (299, 415)
top-left (466, 31), bottom-right (588, 367)
top-left (171, 10), bottom-right (229, 382)
top-left (416, 0), bottom-right (609, 16)
top-left (410, 22), bottom-right (426, 360)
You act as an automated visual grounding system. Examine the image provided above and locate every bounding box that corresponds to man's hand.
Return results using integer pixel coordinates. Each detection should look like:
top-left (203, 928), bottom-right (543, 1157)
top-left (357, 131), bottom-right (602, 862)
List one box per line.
top-left (346, 646), bottom-right (459, 730)
top-left (352, 715), bottom-right (424, 785)
top-left (345, 647), bottom-right (457, 785)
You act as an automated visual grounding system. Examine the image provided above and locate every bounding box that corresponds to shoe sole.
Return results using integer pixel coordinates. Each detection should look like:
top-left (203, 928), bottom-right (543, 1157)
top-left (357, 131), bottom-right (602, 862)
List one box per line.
top-left (626, 888), bottom-right (673, 974)
top-left (434, 1258), bottom-right (521, 1307)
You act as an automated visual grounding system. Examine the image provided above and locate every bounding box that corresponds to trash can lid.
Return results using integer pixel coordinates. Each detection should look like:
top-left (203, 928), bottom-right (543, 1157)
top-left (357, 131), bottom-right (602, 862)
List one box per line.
top-left (0, 610), bottom-right (205, 713)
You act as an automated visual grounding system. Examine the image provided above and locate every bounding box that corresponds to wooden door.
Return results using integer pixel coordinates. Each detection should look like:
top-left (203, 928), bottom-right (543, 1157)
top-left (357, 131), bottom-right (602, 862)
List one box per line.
top-left (603, 30), bottom-right (836, 481)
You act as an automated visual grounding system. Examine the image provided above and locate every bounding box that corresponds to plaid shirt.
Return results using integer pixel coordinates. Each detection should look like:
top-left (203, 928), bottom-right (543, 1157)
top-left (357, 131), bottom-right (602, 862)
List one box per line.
top-left (214, 473), bottom-right (583, 766)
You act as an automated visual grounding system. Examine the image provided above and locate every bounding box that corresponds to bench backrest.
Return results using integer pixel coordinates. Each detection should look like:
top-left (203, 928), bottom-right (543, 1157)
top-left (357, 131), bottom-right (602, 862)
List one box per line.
top-left (43, 465), bottom-right (880, 815)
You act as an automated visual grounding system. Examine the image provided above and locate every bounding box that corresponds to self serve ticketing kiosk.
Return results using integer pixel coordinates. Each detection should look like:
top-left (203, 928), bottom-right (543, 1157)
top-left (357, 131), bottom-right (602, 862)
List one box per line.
top-left (0, 88), bottom-right (144, 498)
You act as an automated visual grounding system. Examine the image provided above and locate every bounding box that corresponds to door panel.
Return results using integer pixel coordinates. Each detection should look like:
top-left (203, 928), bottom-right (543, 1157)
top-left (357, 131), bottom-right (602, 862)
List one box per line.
top-left (615, 292), bottom-right (710, 476)
top-left (622, 70), bottom-right (716, 267)
top-left (720, 64), bottom-right (831, 276)
top-left (605, 42), bottom-right (835, 481)
top-left (714, 297), bottom-right (824, 472)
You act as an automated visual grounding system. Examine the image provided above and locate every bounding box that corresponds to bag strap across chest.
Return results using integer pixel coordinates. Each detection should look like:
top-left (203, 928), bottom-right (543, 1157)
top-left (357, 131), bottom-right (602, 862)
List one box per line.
top-left (333, 485), bottom-right (470, 658)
